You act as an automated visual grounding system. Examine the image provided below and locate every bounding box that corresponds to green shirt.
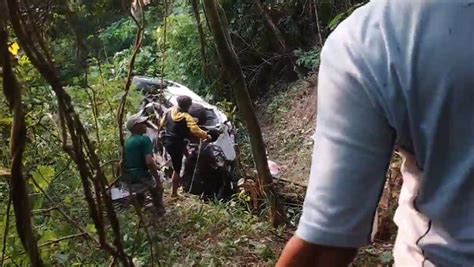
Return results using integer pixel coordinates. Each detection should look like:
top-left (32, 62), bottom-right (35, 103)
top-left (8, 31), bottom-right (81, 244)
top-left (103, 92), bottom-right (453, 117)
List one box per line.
top-left (123, 134), bottom-right (153, 183)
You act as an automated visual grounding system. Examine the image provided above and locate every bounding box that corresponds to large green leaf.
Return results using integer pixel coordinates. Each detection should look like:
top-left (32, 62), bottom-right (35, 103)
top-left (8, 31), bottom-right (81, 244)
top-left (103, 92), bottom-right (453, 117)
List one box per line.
top-left (39, 229), bottom-right (58, 244)
top-left (32, 165), bottom-right (55, 191)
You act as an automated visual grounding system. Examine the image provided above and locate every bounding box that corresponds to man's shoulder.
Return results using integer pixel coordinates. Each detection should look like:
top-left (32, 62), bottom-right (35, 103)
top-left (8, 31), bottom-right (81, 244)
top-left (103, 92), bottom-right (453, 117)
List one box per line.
top-left (138, 134), bottom-right (152, 144)
top-left (126, 134), bottom-right (152, 145)
top-left (326, 1), bottom-right (384, 47)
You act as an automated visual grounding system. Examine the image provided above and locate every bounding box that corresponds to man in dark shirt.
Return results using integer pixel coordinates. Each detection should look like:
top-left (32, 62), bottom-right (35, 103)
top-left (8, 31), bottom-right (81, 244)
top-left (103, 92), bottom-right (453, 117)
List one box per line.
top-left (188, 103), bottom-right (208, 125)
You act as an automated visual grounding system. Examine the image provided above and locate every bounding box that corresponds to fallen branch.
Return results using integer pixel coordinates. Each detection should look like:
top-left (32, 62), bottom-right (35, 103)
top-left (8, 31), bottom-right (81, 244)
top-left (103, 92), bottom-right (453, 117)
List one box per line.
top-left (274, 177), bottom-right (307, 188)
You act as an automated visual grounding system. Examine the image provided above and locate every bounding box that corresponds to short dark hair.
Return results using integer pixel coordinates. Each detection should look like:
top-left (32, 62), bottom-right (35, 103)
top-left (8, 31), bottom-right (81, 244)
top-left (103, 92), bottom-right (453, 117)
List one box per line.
top-left (177, 95), bottom-right (192, 111)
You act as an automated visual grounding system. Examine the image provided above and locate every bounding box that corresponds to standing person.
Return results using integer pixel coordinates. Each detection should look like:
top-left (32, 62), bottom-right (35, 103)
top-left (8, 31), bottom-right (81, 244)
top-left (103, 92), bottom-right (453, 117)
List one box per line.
top-left (161, 95), bottom-right (210, 197)
top-left (277, 1), bottom-right (474, 266)
top-left (122, 114), bottom-right (165, 215)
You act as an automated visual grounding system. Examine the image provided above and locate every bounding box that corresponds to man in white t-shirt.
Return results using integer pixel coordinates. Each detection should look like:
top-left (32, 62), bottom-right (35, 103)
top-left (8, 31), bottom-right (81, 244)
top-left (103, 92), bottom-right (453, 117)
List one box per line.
top-left (277, 1), bottom-right (474, 266)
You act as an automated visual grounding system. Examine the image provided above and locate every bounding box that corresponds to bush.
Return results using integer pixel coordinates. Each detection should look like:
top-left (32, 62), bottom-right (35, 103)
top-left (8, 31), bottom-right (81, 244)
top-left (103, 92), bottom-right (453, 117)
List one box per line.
top-left (294, 48), bottom-right (321, 71)
top-left (156, 13), bottom-right (220, 99)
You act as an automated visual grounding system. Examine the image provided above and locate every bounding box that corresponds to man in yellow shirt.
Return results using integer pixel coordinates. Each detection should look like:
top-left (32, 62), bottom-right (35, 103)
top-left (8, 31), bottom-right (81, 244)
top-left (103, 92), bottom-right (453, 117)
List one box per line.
top-left (161, 96), bottom-right (210, 197)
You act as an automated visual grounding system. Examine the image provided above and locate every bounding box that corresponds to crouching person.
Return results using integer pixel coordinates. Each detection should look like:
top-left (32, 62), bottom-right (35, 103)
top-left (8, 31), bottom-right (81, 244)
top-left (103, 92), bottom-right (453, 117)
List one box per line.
top-left (122, 114), bottom-right (165, 216)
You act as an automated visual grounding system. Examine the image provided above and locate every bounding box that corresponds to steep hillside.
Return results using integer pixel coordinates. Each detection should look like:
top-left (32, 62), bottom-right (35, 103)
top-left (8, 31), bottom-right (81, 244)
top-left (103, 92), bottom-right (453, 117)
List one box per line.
top-left (257, 78), bottom-right (317, 185)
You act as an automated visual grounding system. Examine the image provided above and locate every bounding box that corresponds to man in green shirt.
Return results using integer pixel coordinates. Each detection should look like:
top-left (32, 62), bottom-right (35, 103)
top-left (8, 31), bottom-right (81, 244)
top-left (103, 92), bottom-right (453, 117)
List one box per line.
top-left (122, 114), bottom-right (165, 215)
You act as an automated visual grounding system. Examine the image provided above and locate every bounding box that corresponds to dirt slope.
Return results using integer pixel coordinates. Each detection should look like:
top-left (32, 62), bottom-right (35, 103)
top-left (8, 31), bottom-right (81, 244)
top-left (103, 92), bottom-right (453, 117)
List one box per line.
top-left (257, 78), bottom-right (317, 185)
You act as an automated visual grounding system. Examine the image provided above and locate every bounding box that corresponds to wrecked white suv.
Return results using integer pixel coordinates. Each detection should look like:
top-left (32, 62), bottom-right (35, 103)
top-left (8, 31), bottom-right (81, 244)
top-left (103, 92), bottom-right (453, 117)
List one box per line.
top-left (132, 76), bottom-right (238, 199)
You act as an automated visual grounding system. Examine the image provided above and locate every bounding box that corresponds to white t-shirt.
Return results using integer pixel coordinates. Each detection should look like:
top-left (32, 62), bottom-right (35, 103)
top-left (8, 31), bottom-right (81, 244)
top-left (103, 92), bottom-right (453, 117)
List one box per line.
top-left (297, 1), bottom-right (474, 265)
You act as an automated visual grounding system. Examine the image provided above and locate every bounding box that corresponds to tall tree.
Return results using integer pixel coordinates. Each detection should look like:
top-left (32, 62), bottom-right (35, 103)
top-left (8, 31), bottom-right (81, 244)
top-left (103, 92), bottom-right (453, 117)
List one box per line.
top-left (191, 0), bottom-right (208, 74)
top-left (203, 0), bottom-right (285, 227)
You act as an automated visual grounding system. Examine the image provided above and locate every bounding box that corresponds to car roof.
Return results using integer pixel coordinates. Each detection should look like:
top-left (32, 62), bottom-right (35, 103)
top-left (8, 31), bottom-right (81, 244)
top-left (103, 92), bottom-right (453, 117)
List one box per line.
top-left (132, 76), bottom-right (228, 122)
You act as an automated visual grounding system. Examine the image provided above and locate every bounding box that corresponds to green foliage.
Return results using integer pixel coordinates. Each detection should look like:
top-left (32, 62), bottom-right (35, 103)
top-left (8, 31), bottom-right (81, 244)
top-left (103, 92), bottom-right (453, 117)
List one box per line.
top-left (31, 166), bottom-right (55, 192)
top-left (98, 17), bottom-right (139, 55)
top-left (156, 13), bottom-right (219, 98)
top-left (150, 197), bottom-right (280, 266)
top-left (0, 1), bottom-right (378, 265)
top-left (216, 99), bottom-right (240, 126)
top-left (0, 37), bottom-right (143, 265)
top-left (294, 48), bottom-right (321, 71)
top-left (327, 2), bottom-right (367, 31)
top-left (97, 7), bottom-right (163, 57)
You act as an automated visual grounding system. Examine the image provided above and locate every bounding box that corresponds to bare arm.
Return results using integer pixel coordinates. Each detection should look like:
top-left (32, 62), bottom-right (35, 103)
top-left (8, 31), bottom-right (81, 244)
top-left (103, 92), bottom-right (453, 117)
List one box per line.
top-left (145, 154), bottom-right (163, 189)
top-left (276, 13), bottom-right (396, 267)
top-left (276, 236), bottom-right (357, 267)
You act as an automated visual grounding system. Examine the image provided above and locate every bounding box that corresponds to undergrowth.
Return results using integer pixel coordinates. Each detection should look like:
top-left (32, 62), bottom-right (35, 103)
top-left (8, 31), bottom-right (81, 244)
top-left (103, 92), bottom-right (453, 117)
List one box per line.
top-left (119, 195), bottom-right (283, 266)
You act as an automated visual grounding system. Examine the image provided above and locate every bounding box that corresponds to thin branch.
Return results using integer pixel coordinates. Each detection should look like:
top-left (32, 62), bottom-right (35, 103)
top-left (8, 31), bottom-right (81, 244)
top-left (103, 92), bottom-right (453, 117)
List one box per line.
top-left (4, 233), bottom-right (88, 261)
top-left (95, 59), bottom-right (116, 118)
top-left (83, 68), bottom-right (102, 150)
top-left (117, 0), bottom-right (146, 148)
top-left (30, 177), bottom-right (99, 245)
top-left (274, 177), bottom-right (307, 188)
top-left (38, 233), bottom-right (87, 247)
top-left (23, 0), bottom-right (54, 66)
top-left (313, 0), bottom-right (323, 47)
top-left (130, 213), bottom-right (144, 258)
top-left (160, 0), bottom-right (169, 86)
top-left (130, 198), bottom-right (155, 266)
top-left (31, 206), bottom-right (58, 215)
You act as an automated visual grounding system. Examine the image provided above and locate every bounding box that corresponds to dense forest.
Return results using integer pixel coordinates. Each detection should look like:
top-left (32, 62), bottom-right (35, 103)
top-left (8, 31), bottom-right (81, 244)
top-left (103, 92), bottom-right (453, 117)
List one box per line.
top-left (0, 0), bottom-right (399, 266)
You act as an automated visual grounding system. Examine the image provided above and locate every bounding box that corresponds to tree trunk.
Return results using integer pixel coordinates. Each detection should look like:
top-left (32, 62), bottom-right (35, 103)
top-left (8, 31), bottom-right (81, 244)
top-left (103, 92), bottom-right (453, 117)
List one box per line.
top-left (0, 6), bottom-right (43, 265)
top-left (203, 0), bottom-right (285, 227)
top-left (255, 0), bottom-right (288, 52)
top-left (254, 0), bottom-right (303, 76)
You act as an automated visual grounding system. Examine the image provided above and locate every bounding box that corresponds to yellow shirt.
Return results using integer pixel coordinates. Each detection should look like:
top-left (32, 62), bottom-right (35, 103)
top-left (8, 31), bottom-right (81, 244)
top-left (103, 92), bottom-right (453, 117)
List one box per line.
top-left (160, 107), bottom-right (208, 140)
